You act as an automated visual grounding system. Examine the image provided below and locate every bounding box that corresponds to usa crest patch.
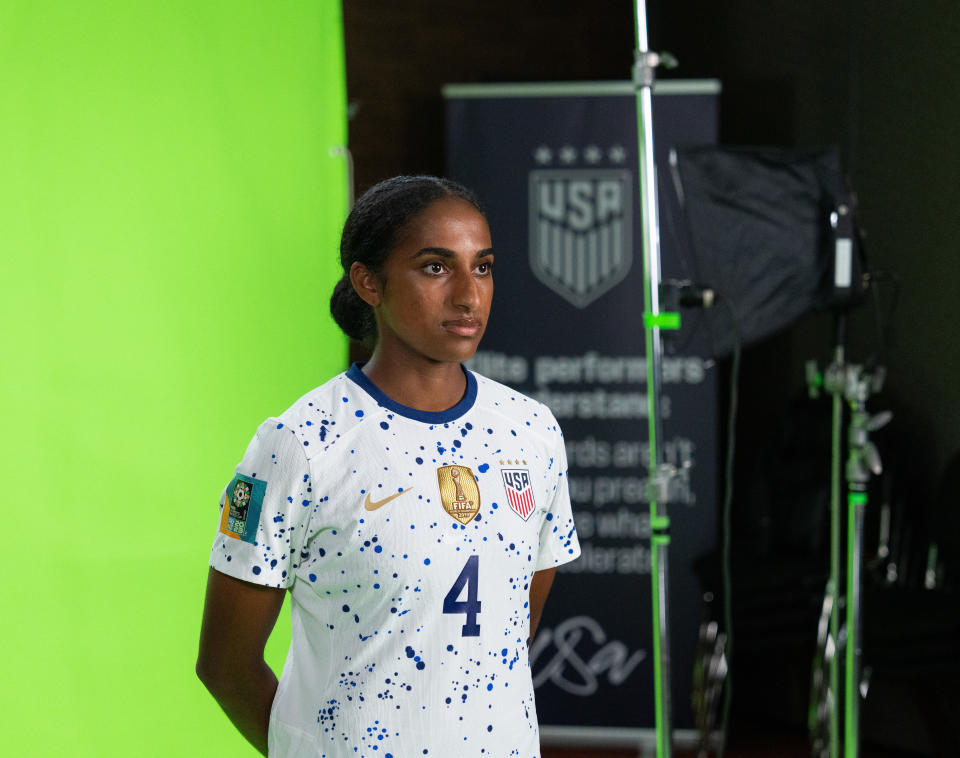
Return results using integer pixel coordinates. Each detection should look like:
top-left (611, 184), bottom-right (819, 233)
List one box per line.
top-left (219, 474), bottom-right (266, 543)
top-left (501, 468), bottom-right (536, 521)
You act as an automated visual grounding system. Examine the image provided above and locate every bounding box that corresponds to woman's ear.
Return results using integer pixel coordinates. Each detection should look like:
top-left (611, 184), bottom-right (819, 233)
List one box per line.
top-left (349, 261), bottom-right (382, 307)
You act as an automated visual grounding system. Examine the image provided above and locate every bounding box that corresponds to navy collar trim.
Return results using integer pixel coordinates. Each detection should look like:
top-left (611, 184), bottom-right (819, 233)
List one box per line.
top-left (346, 363), bottom-right (477, 423)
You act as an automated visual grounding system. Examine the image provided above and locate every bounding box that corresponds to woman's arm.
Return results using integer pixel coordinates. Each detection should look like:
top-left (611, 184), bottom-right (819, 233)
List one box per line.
top-left (196, 567), bottom-right (286, 756)
top-left (528, 566), bottom-right (557, 643)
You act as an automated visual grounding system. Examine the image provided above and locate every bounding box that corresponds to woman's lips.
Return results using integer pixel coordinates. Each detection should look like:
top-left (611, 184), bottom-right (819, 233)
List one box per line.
top-left (442, 318), bottom-right (482, 336)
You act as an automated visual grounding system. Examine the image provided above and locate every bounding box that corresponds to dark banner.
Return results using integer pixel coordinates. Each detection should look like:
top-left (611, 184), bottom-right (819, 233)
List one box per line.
top-left (445, 81), bottom-right (720, 735)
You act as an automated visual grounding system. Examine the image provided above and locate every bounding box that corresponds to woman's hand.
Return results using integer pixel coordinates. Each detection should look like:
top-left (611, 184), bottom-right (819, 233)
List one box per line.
top-left (529, 567), bottom-right (557, 644)
top-left (196, 568), bottom-right (286, 756)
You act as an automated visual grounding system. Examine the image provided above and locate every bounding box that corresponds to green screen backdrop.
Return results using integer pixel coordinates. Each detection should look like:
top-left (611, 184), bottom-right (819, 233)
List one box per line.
top-left (0, 2), bottom-right (348, 755)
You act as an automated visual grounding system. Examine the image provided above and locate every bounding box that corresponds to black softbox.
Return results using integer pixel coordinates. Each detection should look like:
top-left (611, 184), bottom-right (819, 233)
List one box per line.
top-left (669, 145), bottom-right (865, 357)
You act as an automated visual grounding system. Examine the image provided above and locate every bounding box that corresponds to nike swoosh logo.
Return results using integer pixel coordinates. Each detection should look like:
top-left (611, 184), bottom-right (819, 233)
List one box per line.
top-left (364, 488), bottom-right (413, 511)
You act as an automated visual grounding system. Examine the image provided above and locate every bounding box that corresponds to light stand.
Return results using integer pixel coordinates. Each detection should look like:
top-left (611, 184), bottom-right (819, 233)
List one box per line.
top-left (669, 138), bottom-right (879, 758)
top-left (843, 364), bottom-right (890, 758)
top-left (807, 338), bottom-right (889, 758)
top-left (807, 313), bottom-right (848, 758)
top-left (805, 194), bottom-right (887, 758)
top-left (632, 2), bottom-right (679, 756)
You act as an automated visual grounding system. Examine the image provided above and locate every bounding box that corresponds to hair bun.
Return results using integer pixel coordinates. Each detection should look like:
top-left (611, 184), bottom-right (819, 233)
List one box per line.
top-left (329, 276), bottom-right (375, 343)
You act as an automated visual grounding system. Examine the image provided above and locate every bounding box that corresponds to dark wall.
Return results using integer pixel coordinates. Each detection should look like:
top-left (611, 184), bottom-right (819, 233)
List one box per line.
top-left (342, 0), bottom-right (960, 749)
top-left (345, 0), bottom-right (959, 484)
top-left (343, 0), bottom-right (635, 191)
top-left (658, 0), bottom-right (960, 495)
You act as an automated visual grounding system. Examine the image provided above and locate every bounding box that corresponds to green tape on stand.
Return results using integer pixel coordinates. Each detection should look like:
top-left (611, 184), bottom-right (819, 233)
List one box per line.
top-left (650, 515), bottom-right (670, 531)
top-left (849, 492), bottom-right (868, 506)
top-left (644, 312), bottom-right (681, 330)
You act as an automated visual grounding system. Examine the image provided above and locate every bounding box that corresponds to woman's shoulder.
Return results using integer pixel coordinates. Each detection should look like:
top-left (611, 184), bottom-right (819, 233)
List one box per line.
top-left (268, 369), bottom-right (377, 454)
top-left (469, 370), bottom-right (565, 442)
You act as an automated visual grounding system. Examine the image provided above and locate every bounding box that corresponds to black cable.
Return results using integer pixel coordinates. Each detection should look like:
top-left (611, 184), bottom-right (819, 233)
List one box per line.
top-left (866, 268), bottom-right (901, 358)
top-left (668, 158), bottom-right (739, 757)
top-left (716, 297), bottom-right (741, 758)
top-left (856, 225), bottom-right (901, 362)
top-left (660, 156), bottom-right (721, 356)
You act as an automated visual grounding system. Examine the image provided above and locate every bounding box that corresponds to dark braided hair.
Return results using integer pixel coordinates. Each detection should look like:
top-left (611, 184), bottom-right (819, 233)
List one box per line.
top-left (330, 175), bottom-right (484, 344)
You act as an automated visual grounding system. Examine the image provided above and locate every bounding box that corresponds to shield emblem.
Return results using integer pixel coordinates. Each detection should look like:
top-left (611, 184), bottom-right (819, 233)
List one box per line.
top-left (501, 468), bottom-right (536, 521)
top-left (529, 168), bottom-right (633, 308)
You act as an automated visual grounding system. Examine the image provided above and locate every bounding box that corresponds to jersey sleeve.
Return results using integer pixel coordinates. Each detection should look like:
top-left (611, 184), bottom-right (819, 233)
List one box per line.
top-left (536, 418), bottom-right (581, 571)
top-left (209, 418), bottom-right (314, 588)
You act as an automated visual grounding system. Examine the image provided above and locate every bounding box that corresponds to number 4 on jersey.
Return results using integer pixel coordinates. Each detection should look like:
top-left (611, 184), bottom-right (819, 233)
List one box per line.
top-left (443, 555), bottom-right (481, 636)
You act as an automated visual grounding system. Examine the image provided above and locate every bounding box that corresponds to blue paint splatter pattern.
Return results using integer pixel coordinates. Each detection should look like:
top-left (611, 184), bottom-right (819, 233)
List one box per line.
top-left (210, 365), bottom-right (580, 757)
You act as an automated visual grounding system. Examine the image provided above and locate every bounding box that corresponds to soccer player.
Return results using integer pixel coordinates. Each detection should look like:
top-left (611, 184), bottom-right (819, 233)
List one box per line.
top-left (196, 175), bottom-right (581, 757)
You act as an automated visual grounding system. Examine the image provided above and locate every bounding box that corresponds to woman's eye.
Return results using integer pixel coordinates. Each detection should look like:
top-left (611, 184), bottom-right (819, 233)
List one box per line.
top-left (477, 262), bottom-right (492, 274)
top-left (426, 262), bottom-right (444, 274)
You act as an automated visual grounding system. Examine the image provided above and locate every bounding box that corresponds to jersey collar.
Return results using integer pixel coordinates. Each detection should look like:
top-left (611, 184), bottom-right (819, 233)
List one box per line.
top-left (346, 363), bottom-right (477, 423)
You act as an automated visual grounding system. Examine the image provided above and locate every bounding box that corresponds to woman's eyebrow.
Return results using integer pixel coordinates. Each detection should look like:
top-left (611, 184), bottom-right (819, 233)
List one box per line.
top-left (413, 246), bottom-right (455, 258)
top-left (412, 247), bottom-right (494, 258)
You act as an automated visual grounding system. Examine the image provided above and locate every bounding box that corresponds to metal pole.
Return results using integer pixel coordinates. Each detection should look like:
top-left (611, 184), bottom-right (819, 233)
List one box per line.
top-left (842, 367), bottom-right (889, 758)
top-left (632, 2), bottom-right (673, 756)
top-left (845, 488), bottom-right (865, 758)
top-left (828, 320), bottom-right (845, 758)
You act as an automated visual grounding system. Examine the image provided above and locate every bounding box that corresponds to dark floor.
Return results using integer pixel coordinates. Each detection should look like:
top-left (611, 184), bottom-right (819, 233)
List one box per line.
top-left (542, 732), bottom-right (913, 758)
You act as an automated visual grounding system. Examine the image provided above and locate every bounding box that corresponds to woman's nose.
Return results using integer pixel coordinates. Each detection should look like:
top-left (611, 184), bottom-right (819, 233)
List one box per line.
top-left (451, 269), bottom-right (480, 310)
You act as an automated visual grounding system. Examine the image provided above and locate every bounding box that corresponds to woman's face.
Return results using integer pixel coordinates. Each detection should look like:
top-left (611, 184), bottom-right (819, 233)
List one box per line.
top-left (362, 196), bottom-right (494, 367)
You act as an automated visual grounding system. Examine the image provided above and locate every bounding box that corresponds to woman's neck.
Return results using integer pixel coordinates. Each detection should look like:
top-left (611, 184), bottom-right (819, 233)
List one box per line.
top-left (361, 352), bottom-right (468, 412)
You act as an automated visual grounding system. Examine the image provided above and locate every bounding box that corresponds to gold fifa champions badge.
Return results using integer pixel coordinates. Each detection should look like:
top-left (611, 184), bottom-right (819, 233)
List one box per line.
top-left (436, 465), bottom-right (480, 525)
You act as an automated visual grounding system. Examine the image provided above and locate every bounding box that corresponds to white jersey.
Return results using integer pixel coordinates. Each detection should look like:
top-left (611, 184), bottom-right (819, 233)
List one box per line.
top-left (210, 365), bottom-right (580, 758)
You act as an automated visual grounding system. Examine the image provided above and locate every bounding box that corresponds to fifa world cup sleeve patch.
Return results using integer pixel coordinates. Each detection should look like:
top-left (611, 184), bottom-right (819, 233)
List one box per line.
top-left (219, 474), bottom-right (267, 544)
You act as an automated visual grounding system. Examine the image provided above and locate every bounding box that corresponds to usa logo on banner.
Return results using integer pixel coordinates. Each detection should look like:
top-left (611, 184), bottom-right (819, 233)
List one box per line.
top-left (501, 468), bottom-right (536, 520)
top-left (528, 168), bottom-right (632, 308)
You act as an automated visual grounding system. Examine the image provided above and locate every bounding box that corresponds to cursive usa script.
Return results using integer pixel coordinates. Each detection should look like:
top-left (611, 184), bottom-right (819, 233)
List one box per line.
top-left (530, 615), bottom-right (646, 696)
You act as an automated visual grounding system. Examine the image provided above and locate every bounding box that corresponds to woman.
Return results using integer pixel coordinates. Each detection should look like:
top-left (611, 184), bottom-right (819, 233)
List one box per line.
top-left (197, 175), bottom-right (581, 758)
